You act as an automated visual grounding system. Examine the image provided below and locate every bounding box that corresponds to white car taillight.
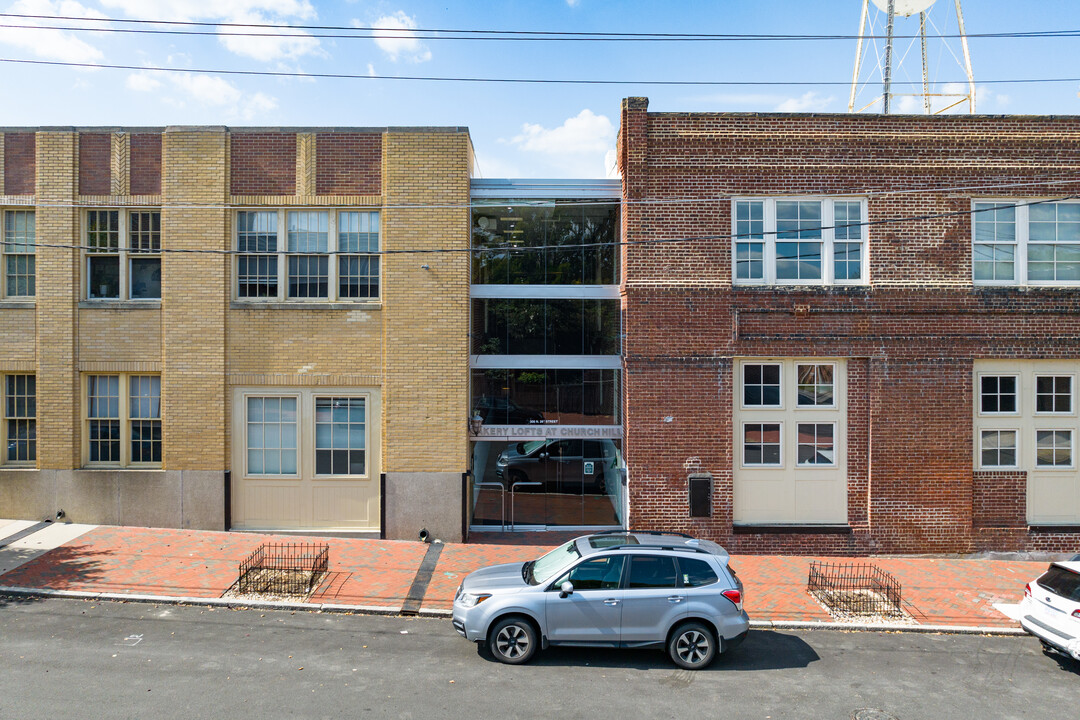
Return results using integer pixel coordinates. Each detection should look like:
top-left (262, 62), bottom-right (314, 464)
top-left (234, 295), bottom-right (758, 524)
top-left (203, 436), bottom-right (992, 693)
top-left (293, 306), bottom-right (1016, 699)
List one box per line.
top-left (1024, 583), bottom-right (1032, 598)
top-left (1072, 609), bottom-right (1080, 619)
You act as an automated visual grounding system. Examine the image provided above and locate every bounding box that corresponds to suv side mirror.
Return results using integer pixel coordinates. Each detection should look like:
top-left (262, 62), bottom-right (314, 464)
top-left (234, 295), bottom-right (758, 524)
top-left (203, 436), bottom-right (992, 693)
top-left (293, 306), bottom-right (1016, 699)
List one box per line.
top-left (559, 581), bottom-right (574, 599)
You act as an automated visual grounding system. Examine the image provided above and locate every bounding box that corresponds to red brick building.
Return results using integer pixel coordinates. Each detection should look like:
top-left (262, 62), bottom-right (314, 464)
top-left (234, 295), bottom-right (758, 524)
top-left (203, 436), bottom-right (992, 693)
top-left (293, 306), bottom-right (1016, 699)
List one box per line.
top-left (617, 97), bottom-right (1080, 555)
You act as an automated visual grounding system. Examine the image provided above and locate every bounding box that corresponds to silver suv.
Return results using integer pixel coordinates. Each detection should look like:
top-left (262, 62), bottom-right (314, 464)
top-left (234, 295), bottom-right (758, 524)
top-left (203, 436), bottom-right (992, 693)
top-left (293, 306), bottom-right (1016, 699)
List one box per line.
top-left (452, 531), bottom-right (749, 669)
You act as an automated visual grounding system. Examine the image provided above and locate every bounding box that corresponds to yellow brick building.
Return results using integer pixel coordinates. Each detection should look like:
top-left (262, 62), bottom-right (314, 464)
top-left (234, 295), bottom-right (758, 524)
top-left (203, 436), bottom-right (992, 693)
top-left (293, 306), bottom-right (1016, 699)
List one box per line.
top-left (0, 126), bottom-right (473, 541)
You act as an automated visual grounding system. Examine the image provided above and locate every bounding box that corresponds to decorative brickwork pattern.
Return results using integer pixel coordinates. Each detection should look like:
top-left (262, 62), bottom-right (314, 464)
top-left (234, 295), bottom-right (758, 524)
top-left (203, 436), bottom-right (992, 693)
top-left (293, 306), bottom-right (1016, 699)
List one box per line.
top-left (4, 132), bottom-right (36, 195)
top-left (130, 133), bottom-right (162, 195)
top-left (316, 133), bottom-right (381, 196)
top-left (296, 132), bottom-right (316, 196)
top-left (78, 133), bottom-right (111, 196)
top-left (618, 98), bottom-right (1080, 554)
top-left (111, 133), bottom-right (129, 196)
top-left (229, 132), bottom-right (296, 195)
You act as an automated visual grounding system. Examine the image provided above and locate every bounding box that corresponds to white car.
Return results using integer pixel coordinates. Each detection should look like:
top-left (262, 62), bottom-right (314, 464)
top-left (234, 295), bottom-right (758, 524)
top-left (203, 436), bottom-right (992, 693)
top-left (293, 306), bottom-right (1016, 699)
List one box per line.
top-left (1019, 559), bottom-right (1080, 661)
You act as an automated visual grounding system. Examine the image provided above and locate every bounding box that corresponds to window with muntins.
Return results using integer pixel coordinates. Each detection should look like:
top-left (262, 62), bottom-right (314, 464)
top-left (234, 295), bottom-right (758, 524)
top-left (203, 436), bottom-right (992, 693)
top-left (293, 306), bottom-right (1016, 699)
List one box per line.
top-left (733, 198), bottom-right (866, 285)
top-left (3, 374), bottom-right (35, 464)
top-left (86, 375), bottom-right (161, 466)
top-left (973, 200), bottom-right (1080, 285)
top-left (236, 210), bottom-right (380, 301)
top-left (85, 210), bottom-right (161, 300)
top-left (2, 210), bottom-right (35, 298)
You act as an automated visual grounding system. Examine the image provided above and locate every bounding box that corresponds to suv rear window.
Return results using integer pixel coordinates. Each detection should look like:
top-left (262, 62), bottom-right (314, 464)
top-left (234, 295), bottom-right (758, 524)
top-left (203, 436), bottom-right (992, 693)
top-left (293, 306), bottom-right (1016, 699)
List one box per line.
top-left (1038, 565), bottom-right (1080, 601)
top-left (678, 557), bottom-right (719, 587)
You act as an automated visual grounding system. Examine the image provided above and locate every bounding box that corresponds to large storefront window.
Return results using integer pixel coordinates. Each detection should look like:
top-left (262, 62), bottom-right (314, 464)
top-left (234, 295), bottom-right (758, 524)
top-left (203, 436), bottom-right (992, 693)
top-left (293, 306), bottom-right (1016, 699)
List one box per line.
top-left (471, 368), bottom-right (619, 426)
top-left (472, 203), bottom-right (618, 285)
top-left (473, 298), bottom-right (620, 355)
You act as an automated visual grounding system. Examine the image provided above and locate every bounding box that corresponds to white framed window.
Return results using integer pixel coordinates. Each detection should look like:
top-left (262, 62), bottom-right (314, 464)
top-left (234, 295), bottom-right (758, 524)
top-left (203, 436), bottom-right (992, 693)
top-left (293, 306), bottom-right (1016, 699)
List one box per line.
top-left (84, 375), bottom-right (161, 466)
top-left (797, 423), bottom-right (835, 466)
top-left (1036, 429), bottom-right (1073, 468)
top-left (2, 374), bottom-right (35, 465)
top-left (796, 363), bottom-right (835, 407)
top-left (235, 209), bottom-right (380, 302)
top-left (241, 392), bottom-right (368, 478)
top-left (85, 209), bottom-right (161, 300)
top-left (733, 198), bottom-right (867, 285)
top-left (1035, 375), bottom-right (1073, 415)
top-left (742, 363), bottom-right (782, 408)
top-left (2, 209), bottom-right (35, 298)
top-left (979, 429), bottom-right (1018, 469)
top-left (978, 374), bottom-right (1019, 415)
top-left (742, 423), bottom-right (781, 467)
top-left (973, 200), bottom-right (1080, 286)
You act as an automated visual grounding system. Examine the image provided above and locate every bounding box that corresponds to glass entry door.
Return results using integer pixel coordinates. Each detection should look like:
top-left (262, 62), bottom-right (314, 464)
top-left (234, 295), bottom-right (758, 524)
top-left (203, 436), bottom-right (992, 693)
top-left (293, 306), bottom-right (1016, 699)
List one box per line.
top-left (470, 439), bottom-right (624, 530)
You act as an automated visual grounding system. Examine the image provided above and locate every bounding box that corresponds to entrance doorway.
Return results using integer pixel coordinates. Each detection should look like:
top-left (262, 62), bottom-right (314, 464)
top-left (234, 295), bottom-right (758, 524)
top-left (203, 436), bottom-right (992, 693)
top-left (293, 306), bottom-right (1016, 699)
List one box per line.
top-left (470, 439), bottom-right (625, 530)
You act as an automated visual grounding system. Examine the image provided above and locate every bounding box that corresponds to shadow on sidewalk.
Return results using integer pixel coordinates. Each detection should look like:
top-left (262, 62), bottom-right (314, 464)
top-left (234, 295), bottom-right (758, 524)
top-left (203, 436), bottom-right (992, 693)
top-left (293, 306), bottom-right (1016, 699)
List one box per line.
top-left (0, 543), bottom-right (112, 607)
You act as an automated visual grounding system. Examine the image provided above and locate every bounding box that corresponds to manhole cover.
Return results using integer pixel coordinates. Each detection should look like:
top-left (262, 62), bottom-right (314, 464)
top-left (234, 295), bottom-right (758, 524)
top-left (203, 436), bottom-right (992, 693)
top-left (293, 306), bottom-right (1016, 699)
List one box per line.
top-left (852, 710), bottom-right (899, 720)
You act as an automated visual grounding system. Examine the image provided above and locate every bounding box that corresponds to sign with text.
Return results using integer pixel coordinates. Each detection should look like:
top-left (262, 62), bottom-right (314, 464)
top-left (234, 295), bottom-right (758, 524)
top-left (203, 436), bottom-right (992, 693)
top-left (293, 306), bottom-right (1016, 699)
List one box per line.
top-left (474, 425), bottom-right (623, 440)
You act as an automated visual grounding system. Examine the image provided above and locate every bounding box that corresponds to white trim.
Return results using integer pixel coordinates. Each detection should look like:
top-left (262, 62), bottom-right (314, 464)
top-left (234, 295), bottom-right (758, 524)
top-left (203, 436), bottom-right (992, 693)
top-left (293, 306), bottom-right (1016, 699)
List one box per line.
top-left (794, 362), bottom-right (838, 409)
top-left (1035, 427), bottom-right (1075, 470)
top-left (1033, 373), bottom-right (1076, 416)
top-left (978, 428), bottom-right (1020, 470)
top-left (471, 355), bottom-right (622, 370)
top-left (976, 372), bottom-right (1021, 416)
top-left (795, 421), bottom-right (838, 468)
top-left (470, 284), bottom-right (620, 299)
top-left (972, 199), bottom-right (1080, 288)
top-left (739, 361), bottom-right (784, 410)
top-left (741, 422), bottom-right (784, 468)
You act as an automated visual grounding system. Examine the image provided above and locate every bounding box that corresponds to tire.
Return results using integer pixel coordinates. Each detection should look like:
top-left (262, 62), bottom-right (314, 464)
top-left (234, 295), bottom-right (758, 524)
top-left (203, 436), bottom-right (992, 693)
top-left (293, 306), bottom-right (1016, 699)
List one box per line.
top-left (488, 616), bottom-right (539, 665)
top-left (667, 622), bottom-right (717, 670)
top-left (507, 470), bottom-right (529, 490)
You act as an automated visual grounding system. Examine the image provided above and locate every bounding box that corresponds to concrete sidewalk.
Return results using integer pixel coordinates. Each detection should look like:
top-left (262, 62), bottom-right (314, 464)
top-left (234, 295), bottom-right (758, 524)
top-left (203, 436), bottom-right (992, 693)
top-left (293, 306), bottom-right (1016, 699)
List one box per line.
top-left (0, 520), bottom-right (1043, 633)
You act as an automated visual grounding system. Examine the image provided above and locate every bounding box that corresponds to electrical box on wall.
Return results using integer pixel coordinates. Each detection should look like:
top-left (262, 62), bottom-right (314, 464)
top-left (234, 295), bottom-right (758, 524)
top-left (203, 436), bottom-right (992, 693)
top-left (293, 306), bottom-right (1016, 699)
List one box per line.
top-left (688, 473), bottom-right (712, 517)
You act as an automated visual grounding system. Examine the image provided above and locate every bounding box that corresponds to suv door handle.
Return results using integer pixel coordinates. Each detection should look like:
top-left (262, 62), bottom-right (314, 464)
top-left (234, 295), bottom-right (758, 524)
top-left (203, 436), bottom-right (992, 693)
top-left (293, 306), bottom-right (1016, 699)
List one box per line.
top-left (603, 599), bottom-right (619, 606)
top-left (667, 595), bottom-right (685, 603)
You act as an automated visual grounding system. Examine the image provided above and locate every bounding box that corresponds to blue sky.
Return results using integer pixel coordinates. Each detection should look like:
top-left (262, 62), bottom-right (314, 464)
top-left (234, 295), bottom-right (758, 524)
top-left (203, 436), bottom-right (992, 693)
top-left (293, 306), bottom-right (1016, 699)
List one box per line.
top-left (0, 0), bottom-right (1078, 178)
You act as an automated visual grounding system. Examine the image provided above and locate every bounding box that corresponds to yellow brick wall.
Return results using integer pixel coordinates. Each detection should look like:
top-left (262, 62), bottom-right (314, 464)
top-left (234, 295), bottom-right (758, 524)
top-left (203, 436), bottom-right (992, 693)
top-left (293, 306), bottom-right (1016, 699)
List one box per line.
top-left (79, 308), bottom-right (162, 363)
top-left (161, 129), bottom-right (228, 470)
top-left (0, 309), bottom-right (35, 364)
top-left (382, 132), bottom-right (473, 473)
top-left (35, 131), bottom-right (81, 468)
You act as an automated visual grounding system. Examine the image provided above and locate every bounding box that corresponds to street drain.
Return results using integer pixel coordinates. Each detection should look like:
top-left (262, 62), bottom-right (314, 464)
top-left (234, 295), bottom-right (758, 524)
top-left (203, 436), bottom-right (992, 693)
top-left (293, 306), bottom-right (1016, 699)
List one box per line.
top-left (852, 709), bottom-right (899, 720)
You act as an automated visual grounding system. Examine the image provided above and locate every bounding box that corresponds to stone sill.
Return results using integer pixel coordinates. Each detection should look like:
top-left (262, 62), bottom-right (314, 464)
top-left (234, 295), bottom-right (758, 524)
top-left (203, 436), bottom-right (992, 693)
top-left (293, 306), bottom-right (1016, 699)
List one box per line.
top-left (79, 300), bottom-right (161, 310)
top-left (732, 524), bottom-right (852, 535)
top-left (0, 301), bottom-right (35, 309)
top-left (230, 301), bottom-right (381, 311)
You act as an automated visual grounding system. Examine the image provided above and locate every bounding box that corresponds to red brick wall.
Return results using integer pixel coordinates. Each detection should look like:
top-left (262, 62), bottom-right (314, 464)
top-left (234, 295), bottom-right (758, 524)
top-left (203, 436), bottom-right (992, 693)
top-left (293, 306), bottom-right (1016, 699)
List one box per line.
top-left (229, 133), bottom-right (296, 195)
top-left (316, 133), bottom-right (381, 195)
top-left (130, 133), bottom-right (162, 195)
top-left (4, 132), bottom-right (35, 195)
top-left (78, 133), bottom-right (111, 195)
top-left (618, 100), bottom-right (1080, 554)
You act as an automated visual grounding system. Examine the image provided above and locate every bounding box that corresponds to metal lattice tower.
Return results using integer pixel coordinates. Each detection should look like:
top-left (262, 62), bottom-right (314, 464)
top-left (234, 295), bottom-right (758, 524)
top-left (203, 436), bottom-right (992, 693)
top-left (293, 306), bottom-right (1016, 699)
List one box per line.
top-left (849, 0), bottom-right (976, 114)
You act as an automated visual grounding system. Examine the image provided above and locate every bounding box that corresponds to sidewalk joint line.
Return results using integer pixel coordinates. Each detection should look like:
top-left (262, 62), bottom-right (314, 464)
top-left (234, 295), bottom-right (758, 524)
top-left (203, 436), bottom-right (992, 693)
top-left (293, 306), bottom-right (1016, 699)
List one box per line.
top-left (400, 542), bottom-right (444, 616)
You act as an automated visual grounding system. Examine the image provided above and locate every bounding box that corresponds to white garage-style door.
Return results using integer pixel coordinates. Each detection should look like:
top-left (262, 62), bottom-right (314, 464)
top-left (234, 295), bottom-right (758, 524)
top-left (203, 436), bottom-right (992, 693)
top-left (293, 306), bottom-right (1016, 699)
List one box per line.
top-left (230, 386), bottom-right (380, 531)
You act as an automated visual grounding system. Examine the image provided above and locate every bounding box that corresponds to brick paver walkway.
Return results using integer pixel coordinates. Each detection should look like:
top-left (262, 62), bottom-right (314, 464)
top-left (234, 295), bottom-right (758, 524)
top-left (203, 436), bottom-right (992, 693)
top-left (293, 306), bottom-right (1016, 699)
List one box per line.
top-left (0, 524), bottom-right (1043, 628)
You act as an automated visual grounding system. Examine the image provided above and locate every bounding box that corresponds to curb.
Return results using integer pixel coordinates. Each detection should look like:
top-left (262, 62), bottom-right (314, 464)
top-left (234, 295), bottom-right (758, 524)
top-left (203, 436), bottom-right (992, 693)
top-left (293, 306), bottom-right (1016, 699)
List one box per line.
top-left (1, 585), bottom-right (1022, 634)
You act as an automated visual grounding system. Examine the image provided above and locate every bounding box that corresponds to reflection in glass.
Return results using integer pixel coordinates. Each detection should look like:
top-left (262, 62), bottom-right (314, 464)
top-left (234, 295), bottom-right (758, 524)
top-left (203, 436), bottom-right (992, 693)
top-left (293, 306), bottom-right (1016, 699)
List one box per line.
top-left (472, 368), bottom-right (619, 425)
top-left (473, 298), bottom-right (620, 355)
top-left (472, 203), bottom-right (619, 285)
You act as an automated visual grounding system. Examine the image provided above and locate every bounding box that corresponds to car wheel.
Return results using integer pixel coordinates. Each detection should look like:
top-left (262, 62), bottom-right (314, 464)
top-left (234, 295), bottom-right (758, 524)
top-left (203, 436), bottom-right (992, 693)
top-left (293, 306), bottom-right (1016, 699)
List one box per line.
top-left (507, 470), bottom-right (529, 489)
top-left (668, 622), bottom-right (717, 670)
top-left (488, 616), bottom-right (538, 665)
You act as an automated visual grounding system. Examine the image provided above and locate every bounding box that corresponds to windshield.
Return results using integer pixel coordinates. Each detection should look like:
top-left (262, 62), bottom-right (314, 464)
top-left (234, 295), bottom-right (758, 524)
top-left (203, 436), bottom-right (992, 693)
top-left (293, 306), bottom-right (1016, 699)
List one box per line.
top-left (529, 540), bottom-right (581, 585)
top-left (521, 440), bottom-right (547, 455)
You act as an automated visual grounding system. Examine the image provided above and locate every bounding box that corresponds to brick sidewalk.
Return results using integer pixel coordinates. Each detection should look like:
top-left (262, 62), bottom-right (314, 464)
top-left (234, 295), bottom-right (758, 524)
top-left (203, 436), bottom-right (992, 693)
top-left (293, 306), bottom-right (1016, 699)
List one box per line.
top-left (0, 524), bottom-right (1040, 628)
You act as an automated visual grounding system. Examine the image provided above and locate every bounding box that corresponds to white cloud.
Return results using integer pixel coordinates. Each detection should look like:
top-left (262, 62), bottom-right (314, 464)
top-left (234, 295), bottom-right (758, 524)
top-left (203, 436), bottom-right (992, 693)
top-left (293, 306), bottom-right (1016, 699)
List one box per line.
top-left (566, 0), bottom-right (581, 6)
top-left (126, 71), bottom-right (162, 91)
top-left (775, 92), bottom-right (836, 113)
top-left (101, 1), bottom-right (321, 62)
top-left (507, 109), bottom-right (617, 178)
top-left (127, 69), bottom-right (279, 121)
top-left (0, 0), bottom-right (106, 62)
top-left (472, 150), bottom-right (521, 180)
top-left (367, 11), bottom-right (431, 63)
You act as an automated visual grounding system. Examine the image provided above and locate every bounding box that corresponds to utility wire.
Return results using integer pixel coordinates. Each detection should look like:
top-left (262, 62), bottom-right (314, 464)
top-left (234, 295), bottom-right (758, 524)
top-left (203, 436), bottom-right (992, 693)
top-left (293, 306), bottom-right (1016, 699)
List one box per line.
top-left (2, 13), bottom-right (1078, 41)
top-left (2, 197), bottom-right (1075, 257)
top-left (3, 57), bottom-right (1078, 87)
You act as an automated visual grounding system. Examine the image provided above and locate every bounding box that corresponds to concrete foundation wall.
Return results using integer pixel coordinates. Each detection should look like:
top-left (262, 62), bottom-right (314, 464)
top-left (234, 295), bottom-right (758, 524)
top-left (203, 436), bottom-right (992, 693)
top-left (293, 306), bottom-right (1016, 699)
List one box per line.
top-left (384, 471), bottom-right (463, 543)
top-left (0, 470), bottom-right (224, 529)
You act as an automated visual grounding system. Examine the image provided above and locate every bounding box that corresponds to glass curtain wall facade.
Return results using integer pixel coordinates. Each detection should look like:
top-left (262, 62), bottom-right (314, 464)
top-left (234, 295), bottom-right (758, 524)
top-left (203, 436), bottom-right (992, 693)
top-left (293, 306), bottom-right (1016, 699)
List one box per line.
top-left (470, 180), bottom-right (624, 531)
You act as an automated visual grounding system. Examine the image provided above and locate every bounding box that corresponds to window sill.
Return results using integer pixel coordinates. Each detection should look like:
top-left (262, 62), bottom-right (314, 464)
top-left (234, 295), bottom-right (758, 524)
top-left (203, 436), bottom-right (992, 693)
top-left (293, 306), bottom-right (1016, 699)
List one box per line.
top-left (77, 466), bottom-right (165, 472)
top-left (732, 524), bottom-right (852, 535)
top-left (0, 465), bottom-right (37, 471)
top-left (1029, 525), bottom-right (1080, 533)
top-left (230, 301), bottom-right (382, 311)
top-left (79, 300), bottom-right (161, 310)
top-left (0, 300), bottom-right (35, 309)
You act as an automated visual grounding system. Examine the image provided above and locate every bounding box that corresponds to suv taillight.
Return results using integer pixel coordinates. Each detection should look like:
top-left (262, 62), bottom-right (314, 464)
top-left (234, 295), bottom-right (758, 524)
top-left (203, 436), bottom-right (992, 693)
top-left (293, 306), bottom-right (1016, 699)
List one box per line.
top-left (722, 589), bottom-right (742, 609)
top-left (1024, 583), bottom-right (1032, 599)
top-left (1073, 609), bottom-right (1080, 619)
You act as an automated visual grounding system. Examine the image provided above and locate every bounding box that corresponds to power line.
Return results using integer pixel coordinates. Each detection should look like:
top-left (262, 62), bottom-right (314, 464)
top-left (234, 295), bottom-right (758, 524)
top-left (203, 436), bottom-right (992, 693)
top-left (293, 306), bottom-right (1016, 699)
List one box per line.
top-left (3, 197), bottom-right (1075, 257)
top-left (2, 13), bottom-right (1078, 42)
top-left (3, 57), bottom-right (1078, 87)
top-left (3, 17), bottom-right (1080, 42)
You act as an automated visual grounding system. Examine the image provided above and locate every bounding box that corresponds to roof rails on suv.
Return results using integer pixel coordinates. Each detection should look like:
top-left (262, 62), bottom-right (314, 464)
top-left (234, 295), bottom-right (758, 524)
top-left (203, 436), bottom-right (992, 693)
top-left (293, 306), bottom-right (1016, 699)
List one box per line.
top-left (591, 529), bottom-right (694, 539)
top-left (597, 544), bottom-right (714, 556)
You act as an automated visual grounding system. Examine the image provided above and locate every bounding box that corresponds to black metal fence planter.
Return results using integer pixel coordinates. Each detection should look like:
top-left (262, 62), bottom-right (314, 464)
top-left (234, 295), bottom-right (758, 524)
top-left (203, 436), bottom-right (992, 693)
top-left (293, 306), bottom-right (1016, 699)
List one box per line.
top-left (236, 542), bottom-right (330, 598)
top-left (807, 561), bottom-right (904, 619)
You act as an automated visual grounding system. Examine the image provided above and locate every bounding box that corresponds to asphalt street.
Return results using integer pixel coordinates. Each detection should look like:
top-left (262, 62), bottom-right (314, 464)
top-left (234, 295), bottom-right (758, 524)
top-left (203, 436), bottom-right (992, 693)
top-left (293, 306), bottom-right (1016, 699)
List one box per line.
top-left (1, 596), bottom-right (1077, 720)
